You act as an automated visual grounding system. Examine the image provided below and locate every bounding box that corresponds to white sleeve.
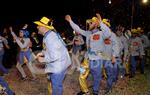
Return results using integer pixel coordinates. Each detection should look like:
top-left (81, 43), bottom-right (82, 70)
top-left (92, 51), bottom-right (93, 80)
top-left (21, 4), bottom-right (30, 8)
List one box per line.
top-left (70, 21), bottom-right (90, 37)
top-left (16, 38), bottom-right (30, 49)
top-left (100, 22), bottom-right (111, 39)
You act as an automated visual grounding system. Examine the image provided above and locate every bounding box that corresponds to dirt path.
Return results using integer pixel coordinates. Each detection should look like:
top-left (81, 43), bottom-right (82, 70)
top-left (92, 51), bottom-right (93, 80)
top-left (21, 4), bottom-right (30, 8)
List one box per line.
top-left (3, 65), bottom-right (150, 95)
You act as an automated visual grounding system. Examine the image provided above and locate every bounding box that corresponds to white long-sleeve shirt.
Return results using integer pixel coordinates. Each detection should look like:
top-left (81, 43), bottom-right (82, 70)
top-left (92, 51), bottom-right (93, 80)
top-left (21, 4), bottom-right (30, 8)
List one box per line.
top-left (117, 35), bottom-right (129, 58)
top-left (129, 37), bottom-right (145, 56)
top-left (69, 20), bottom-right (111, 60)
top-left (102, 32), bottom-right (120, 60)
top-left (140, 34), bottom-right (150, 49)
top-left (11, 31), bottom-right (30, 51)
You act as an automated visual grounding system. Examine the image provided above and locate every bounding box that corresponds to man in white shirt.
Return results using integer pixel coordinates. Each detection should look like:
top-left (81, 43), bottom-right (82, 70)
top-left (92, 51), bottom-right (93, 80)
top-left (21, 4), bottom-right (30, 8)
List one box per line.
top-left (34, 17), bottom-right (71, 95)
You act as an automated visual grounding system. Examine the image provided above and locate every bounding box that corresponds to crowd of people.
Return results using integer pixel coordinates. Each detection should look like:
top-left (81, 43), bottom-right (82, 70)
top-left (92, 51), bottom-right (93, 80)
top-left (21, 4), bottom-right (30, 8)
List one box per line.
top-left (0, 13), bottom-right (150, 95)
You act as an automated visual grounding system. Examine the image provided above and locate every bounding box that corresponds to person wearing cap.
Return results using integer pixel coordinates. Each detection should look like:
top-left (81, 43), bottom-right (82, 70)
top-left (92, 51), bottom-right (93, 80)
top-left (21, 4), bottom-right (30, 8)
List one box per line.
top-left (137, 27), bottom-right (150, 49)
top-left (100, 19), bottom-right (111, 79)
top-left (137, 27), bottom-right (150, 74)
top-left (65, 13), bottom-right (111, 95)
top-left (129, 29), bottom-right (145, 77)
top-left (34, 16), bottom-right (71, 95)
top-left (9, 26), bottom-right (36, 80)
top-left (100, 19), bottom-right (120, 94)
top-left (30, 31), bottom-right (42, 52)
top-left (67, 31), bottom-right (85, 74)
top-left (115, 26), bottom-right (130, 77)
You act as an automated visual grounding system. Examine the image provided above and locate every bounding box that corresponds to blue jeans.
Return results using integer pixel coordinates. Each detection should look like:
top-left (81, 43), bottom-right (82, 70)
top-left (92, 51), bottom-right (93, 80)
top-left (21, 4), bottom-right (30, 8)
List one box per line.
top-left (18, 49), bottom-right (32, 64)
top-left (104, 60), bottom-right (114, 90)
top-left (47, 70), bottom-right (66, 95)
top-left (89, 59), bottom-right (103, 94)
top-left (113, 57), bottom-right (122, 82)
top-left (0, 50), bottom-right (8, 74)
top-left (140, 55), bottom-right (145, 73)
top-left (131, 56), bottom-right (145, 75)
top-left (0, 76), bottom-right (14, 95)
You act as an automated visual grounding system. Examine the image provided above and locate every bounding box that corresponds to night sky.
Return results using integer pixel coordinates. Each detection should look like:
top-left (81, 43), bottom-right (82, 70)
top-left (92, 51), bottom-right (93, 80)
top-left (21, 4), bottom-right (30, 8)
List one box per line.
top-left (0, 0), bottom-right (150, 33)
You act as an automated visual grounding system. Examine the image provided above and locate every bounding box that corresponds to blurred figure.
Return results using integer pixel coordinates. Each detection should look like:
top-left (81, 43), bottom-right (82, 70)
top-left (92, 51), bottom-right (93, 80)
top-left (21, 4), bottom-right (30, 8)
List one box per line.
top-left (137, 27), bottom-right (150, 66)
top-left (2, 27), bottom-right (15, 69)
top-left (137, 27), bottom-right (150, 51)
top-left (9, 26), bottom-right (36, 80)
top-left (30, 32), bottom-right (42, 52)
top-left (68, 32), bottom-right (85, 73)
top-left (0, 76), bottom-right (15, 95)
top-left (116, 26), bottom-right (130, 77)
top-left (148, 31), bottom-right (150, 40)
top-left (0, 34), bottom-right (9, 75)
top-left (129, 29), bottom-right (145, 78)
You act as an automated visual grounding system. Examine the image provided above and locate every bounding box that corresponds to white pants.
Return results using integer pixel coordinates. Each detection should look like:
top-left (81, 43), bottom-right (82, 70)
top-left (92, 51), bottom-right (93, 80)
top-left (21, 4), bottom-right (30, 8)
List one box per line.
top-left (16, 61), bottom-right (36, 78)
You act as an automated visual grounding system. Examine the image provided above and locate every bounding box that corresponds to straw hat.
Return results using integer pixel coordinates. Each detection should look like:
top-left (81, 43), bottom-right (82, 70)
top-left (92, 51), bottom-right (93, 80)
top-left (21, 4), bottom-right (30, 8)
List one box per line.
top-left (86, 17), bottom-right (99, 23)
top-left (131, 29), bottom-right (138, 34)
top-left (34, 16), bottom-right (54, 30)
top-left (102, 19), bottom-right (111, 27)
top-left (137, 27), bottom-right (144, 33)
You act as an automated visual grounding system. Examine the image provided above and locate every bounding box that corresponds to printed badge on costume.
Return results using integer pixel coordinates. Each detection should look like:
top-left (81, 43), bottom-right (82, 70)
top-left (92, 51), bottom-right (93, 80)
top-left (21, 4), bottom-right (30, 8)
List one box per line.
top-left (92, 34), bottom-right (100, 41)
top-left (104, 38), bottom-right (111, 45)
top-left (133, 42), bottom-right (139, 46)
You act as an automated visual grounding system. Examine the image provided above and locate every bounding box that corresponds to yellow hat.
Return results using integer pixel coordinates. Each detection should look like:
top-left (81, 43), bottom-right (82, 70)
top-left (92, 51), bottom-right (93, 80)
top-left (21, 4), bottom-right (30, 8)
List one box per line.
top-left (137, 27), bottom-right (144, 33)
top-left (137, 27), bottom-right (142, 32)
top-left (91, 17), bottom-right (98, 22)
top-left (131, 29), bottom-right (138, 33)
top-left (86, 19), bottom-right (92, 24)
top-left (34, 16), bottom-right (54, 30)
top-left (86, 17), bottom-right (99, 24)
top-left (137, 27), bottom-right (141, 30)
top-left (102, 19), bottom-right (111, 27)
